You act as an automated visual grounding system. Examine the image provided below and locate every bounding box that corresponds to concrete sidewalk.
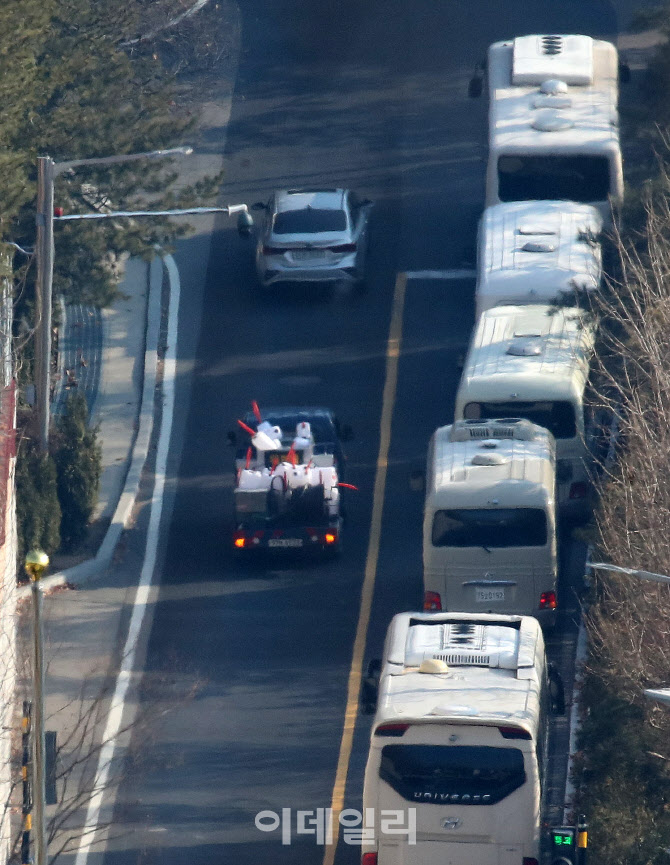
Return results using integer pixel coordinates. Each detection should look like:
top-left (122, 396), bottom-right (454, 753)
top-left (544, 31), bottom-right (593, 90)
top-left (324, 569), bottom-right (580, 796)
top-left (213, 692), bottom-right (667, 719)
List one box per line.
top-left (18, 255), bottom-right (164, 598)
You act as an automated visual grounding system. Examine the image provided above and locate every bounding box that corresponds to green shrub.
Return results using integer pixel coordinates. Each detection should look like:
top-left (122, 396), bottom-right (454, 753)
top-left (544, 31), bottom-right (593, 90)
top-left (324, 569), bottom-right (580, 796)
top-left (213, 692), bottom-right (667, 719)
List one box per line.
top-left (15, 443), bottom-right (61, 562)
top-left (53, 393), bottom-right (101, 552)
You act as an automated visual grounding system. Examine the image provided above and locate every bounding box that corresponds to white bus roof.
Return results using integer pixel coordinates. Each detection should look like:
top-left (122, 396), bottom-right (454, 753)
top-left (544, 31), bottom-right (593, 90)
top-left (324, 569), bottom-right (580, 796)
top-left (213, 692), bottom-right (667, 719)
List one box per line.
top-left (427, 419), bottom-right (555, 510)
top-left (477, 201), bottom-right (602, 314)
top-left (375, 613), bottom-right (544, 730)
top-left (488, 35), bottom-right (620, 157)
top-left (458, 304), bottom-right (595, 403)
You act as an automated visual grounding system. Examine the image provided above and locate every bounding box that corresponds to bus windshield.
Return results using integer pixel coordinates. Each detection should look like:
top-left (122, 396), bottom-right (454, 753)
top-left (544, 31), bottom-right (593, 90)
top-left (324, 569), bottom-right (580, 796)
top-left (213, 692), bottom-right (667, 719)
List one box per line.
top-left (380, 744), bottom-right (526, 805)
top-left (432, 508), bottom-right (548, 548)
top-left (498, 155), bottom-right (611, 204)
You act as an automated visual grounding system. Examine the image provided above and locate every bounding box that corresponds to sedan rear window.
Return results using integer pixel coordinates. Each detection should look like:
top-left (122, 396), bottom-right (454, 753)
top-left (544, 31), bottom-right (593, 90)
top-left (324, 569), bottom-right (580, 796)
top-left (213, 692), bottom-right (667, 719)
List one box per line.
top-left (273, 209), bottom-right (347, 234)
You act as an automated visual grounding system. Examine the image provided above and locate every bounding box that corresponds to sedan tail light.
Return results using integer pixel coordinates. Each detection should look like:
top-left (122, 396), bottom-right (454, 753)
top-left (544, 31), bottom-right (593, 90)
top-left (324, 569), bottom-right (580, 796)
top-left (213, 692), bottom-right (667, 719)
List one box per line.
top-left (362, 854), bottom-right (378, 865)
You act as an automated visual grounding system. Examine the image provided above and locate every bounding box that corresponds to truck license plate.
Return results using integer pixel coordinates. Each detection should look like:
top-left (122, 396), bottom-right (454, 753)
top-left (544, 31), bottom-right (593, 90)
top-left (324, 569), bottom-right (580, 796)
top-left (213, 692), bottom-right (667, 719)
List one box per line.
top-left (475, 588), bottom-right (505, 603)
top-left (268, 538), bottom-right (303, 548)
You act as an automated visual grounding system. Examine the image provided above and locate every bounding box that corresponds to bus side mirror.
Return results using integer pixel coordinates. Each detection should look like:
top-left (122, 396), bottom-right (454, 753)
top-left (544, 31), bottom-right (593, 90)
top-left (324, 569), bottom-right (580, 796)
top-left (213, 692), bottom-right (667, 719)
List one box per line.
top-left (468, 76), bottom-right (483, 98)
top-left (361, 659), bottom-right (381, 714)
top-left (340, 424), bottom-right (354, 442)
top-left (409, 470), bottom-right (425, 492)
top-left (227, 431), bottom-right (238, 446)
top-left (468, 61), bottom-right (485, 98)
top-left (619, 62), bottom-right (631, 84)
top-left (548, 662), bottom-right (566, 715)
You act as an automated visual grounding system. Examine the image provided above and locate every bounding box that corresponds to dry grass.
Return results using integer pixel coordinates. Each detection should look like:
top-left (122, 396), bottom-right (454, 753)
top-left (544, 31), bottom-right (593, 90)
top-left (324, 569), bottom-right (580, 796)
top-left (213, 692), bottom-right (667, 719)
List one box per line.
top-left (575, 192), bottom-right (670, 865)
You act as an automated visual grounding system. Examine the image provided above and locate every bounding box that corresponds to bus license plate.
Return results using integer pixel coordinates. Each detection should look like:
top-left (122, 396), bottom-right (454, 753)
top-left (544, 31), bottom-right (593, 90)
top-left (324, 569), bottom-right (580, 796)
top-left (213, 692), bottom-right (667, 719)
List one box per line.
top-left (268, 538), bottom-right (303, 548)
top-left (475, 588), bottom-right (505, 603)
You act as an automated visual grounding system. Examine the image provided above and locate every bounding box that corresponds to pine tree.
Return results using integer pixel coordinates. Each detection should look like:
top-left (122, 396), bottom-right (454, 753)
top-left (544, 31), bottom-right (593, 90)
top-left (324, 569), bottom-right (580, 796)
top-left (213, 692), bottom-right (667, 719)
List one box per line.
top-left (1, 0), bottom-right (220, 307)
top-left (53, 393), bottom-right (101, 552)
top-left (15, 443), bottom-right (61, 562)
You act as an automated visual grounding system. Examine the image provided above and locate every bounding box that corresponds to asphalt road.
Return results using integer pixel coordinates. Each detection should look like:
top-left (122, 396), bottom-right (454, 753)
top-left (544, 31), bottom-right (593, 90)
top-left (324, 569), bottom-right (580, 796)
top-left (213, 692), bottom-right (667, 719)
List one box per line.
top-left (103, 3), bottom-right (630, 865)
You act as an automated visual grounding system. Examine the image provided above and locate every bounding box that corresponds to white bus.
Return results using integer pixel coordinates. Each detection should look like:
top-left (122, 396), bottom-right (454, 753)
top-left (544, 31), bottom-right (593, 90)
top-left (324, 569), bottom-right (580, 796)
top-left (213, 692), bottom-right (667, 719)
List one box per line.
top-left (486, 34), bottom-right (623, 221)
top-left (475, 200), bottom-right (602, 320)
top-left (454, 304), bottom-right (595, 519)
top-left (362, 612), bottom-right (563, 865)
top-left (423, 419), bottom-right (557, 627)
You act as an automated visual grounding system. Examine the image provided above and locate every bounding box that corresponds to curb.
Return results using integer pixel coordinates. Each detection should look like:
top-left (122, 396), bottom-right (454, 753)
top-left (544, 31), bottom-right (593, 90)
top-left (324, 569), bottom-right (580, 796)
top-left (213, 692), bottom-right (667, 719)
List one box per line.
top-left (17, 256), bottom-right (166, 599)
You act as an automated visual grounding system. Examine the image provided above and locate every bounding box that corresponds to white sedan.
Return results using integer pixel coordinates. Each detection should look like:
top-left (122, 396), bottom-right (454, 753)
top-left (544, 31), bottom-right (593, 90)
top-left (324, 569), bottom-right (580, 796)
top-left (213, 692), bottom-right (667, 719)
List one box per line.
top-left (253, 188), bottom-right (372, 289)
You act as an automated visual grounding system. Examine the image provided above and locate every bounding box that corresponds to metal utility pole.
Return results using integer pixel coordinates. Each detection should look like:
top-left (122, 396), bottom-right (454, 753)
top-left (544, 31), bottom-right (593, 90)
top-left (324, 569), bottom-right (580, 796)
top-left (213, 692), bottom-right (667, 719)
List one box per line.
top-left (33, 146), bottom-right (194, 455)
top-left (586, 561), bottom-right (670, 586)
top-left (25, 549), bottom-right (50, 865)
top-left (35, 158), bottom-right (55, 455)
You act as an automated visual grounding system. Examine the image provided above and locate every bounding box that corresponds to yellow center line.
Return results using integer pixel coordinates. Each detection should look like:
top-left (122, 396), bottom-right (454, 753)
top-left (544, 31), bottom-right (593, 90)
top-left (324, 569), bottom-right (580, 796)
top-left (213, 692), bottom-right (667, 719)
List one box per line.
top-left (322, 271), bottom-right (408, 865)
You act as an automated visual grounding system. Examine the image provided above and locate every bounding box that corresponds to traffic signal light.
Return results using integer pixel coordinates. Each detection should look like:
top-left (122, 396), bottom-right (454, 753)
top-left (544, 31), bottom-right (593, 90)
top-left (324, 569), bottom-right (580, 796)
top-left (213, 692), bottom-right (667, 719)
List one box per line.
top-left (550, 817), bottom-right (587, 865)
top-left (550, 826), bottom-right (576, 865)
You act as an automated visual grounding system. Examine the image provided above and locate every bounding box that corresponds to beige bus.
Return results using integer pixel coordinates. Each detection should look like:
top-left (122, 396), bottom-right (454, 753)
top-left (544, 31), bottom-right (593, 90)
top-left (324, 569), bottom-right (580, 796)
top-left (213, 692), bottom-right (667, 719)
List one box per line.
top-left (454, 304), bottom-right (595, 520)
top-left (423, 419), bottom-right (557, 627)
top-left (475, 200), bottom-right (602, 320)
top-left (486, 34), bottom-right (623, 223)
top-left (362, 612), bottom-right (561, 865)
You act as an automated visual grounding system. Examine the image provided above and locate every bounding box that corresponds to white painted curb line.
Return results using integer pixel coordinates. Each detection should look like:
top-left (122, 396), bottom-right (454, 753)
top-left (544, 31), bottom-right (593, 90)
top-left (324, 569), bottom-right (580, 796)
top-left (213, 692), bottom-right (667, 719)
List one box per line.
top-left (17, 255), bottom-right (166, 599)
top-left (563, 613), bottom-right (587, 822)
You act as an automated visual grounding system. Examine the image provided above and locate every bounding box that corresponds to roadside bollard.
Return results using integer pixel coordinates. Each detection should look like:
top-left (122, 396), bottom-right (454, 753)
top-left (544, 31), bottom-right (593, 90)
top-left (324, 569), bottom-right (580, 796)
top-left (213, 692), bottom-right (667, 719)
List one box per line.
top-left (21, 700), bottom-right (32, 864)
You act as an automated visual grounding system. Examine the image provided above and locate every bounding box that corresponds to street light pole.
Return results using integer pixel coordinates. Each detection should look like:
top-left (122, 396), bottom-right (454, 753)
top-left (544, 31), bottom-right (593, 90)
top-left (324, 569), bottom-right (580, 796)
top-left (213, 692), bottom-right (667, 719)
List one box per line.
top-left (24, 550), bottom-right (50, 865)
top-left (587, 561), bottom-right (670, 706)
top-left (35, 158), bottom-right (55, 455)
top-left (586, 561), bottom-right (670, 586)
top-left (33, 146), bottom-right (194, 455)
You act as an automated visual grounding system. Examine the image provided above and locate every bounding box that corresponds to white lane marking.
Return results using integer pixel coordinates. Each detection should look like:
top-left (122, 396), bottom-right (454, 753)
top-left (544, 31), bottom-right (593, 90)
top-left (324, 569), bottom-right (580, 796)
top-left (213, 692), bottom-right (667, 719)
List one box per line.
top-left (405, 269), bottom-right (476, 279)
top-left (564, 616), bottom-right (587, 823)
top-left (73, 254), bottom-right (180, 865)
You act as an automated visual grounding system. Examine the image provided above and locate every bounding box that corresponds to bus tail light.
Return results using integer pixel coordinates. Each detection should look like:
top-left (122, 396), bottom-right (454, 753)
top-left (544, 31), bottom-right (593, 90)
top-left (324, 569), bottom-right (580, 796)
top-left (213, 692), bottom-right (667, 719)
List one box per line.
top-left (498, 726), bottom-right (532, 740)
top-left (374, 723), bottom-right (409, 737)
top-left (325, 531), bottom-right (338, 545)
top-left (362, 854), bottom-right (378, 865)
top-left (540, 591), bottom-right (557, 610)
top-left (233, 533), bottom-right (246, 548)
top-left (423, 591), bottom-right (442, 611)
